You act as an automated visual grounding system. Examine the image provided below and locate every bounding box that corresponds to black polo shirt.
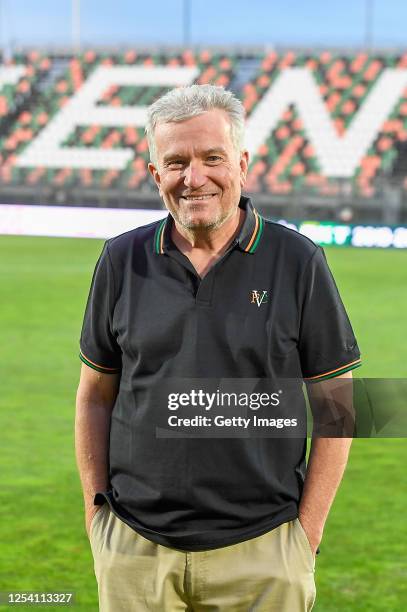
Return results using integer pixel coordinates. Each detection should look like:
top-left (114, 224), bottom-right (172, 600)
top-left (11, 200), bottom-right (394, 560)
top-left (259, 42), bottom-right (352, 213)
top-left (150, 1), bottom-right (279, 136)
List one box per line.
top-left (79, 196), bottom-right (361, 551)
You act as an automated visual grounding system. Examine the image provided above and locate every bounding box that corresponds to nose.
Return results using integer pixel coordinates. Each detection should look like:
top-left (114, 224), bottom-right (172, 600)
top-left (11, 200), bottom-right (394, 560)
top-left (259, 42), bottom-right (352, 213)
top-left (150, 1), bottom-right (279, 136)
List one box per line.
top-left (183, 161), bottom-right (206, 189)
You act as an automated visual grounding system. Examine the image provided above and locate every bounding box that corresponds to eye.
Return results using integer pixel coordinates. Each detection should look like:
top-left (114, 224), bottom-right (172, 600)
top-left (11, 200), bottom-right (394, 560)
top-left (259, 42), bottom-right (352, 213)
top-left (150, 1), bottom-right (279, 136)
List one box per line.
top-left (166, 159), bottom-right (185, 168)
top-left (207, 155), bottom-right (222, 163)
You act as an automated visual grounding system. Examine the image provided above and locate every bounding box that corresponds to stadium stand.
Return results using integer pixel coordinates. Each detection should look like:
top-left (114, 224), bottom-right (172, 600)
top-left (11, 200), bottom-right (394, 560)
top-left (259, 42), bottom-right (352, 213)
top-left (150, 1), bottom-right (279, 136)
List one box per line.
top-left (1, 50), bottom-right (236, 195)
top-left (0, 49), bottom-right (407, 221)
top-left (243, 51), bottom-right (407, 200)
top-left (0, 52), bottom-right (51, 182)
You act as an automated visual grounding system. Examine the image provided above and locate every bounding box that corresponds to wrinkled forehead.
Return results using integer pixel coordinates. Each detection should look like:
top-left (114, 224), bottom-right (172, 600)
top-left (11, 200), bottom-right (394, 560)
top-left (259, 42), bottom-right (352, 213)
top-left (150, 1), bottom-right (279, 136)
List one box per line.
top-left (154, 110), bottom-right (235, 159)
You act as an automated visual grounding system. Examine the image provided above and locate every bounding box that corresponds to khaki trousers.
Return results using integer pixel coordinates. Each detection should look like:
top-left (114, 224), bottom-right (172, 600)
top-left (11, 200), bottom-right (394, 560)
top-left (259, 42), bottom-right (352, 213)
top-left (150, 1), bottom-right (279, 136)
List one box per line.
top-left (90, 504), bottom-right (316, 612)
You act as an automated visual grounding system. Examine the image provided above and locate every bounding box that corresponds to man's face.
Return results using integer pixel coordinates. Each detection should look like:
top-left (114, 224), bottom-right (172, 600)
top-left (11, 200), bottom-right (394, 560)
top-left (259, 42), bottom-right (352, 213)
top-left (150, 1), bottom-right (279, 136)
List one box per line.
top-left (148, 109), bottom-right (249, 231)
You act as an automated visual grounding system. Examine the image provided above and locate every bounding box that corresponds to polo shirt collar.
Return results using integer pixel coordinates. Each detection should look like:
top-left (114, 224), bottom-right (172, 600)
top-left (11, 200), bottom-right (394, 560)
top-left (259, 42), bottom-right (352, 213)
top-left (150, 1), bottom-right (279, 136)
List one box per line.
top-left (154, 195), bottom-right (264, 255)
top-left (235, 196), bottom-right (264, 254)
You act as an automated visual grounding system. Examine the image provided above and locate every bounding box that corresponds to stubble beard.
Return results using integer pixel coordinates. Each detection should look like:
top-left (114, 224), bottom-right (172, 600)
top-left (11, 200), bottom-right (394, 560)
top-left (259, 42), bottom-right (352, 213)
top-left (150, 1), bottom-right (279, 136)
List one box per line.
top-left (179, 213), bottom-right (225, 231)
top-left (171, 197), bottom-right (240, 234)
top-left (169, 202), bottom-right (229, 232)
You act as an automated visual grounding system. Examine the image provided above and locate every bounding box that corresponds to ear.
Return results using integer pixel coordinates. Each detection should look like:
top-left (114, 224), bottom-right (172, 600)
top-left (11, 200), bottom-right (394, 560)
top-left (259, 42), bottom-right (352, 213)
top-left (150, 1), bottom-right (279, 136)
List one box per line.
top-left (239, 150), bottom-right (249, 187)
top-left (148, 162), bottom-right (163, 197)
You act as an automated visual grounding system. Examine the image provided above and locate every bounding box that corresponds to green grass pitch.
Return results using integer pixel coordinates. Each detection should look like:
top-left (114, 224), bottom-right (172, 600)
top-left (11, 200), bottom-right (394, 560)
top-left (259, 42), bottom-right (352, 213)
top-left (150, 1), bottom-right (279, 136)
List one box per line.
top-left (0, 235), bottom-right (406, 611)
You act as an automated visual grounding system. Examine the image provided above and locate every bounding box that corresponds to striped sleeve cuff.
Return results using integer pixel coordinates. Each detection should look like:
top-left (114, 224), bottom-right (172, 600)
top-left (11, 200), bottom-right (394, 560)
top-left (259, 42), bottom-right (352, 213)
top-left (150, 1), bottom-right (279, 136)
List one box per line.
top-left (304, 358), bottom-right (362, 383)
top-left (79, 351), bottom-right (121, 374)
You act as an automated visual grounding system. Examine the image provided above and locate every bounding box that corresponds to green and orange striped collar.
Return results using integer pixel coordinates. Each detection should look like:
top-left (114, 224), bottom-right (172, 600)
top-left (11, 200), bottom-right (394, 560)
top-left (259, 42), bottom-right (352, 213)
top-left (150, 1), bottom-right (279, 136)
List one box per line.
top-left (153, 196), bottom-right (264, 255)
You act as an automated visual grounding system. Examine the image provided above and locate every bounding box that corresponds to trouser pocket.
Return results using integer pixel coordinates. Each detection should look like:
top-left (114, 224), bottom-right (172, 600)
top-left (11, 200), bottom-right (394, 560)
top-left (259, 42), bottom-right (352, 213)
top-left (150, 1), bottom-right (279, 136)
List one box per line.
top-left (89, 504), bottom-right (108, 548)
top-left (295, 518), bottom-right (316, 571)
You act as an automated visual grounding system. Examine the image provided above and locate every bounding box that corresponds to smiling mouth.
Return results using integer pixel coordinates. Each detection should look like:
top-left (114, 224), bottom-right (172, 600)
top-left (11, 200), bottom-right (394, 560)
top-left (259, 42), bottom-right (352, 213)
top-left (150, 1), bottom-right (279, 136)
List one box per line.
top-left (180, 193), bottom-right (217, 202)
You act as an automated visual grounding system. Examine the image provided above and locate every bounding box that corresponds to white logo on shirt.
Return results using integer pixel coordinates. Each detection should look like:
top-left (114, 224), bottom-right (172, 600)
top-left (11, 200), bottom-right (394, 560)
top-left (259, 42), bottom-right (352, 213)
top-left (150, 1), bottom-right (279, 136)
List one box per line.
top-left (250, 290), bottom-right (269, 307)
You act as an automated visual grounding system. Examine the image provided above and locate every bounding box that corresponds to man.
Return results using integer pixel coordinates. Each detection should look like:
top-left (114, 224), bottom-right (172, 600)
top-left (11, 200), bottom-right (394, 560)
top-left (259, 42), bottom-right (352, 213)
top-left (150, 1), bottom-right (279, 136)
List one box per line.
top-left (75, 84), bottom-right (361, 611)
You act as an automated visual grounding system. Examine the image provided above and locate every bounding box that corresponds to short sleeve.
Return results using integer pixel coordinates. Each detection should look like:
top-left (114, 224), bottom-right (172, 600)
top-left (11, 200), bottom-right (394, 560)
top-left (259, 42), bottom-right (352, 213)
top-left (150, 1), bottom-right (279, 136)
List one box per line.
top-left (299, 247), bottom-right (361, 382)
top-left (79, 242), bottom-right (121, 374)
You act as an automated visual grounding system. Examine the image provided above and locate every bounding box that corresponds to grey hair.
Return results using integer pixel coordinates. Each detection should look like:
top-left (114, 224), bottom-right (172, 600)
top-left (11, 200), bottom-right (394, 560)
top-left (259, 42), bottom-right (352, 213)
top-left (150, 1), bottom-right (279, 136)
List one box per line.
top-left (145, 84), bottom-right (246, 166)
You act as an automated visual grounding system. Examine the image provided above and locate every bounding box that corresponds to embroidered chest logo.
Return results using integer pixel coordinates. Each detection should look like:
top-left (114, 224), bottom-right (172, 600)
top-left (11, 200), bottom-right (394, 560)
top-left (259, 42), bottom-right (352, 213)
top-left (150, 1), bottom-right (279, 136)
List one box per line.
top-left (250, 290), bottom-right (269, 307)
